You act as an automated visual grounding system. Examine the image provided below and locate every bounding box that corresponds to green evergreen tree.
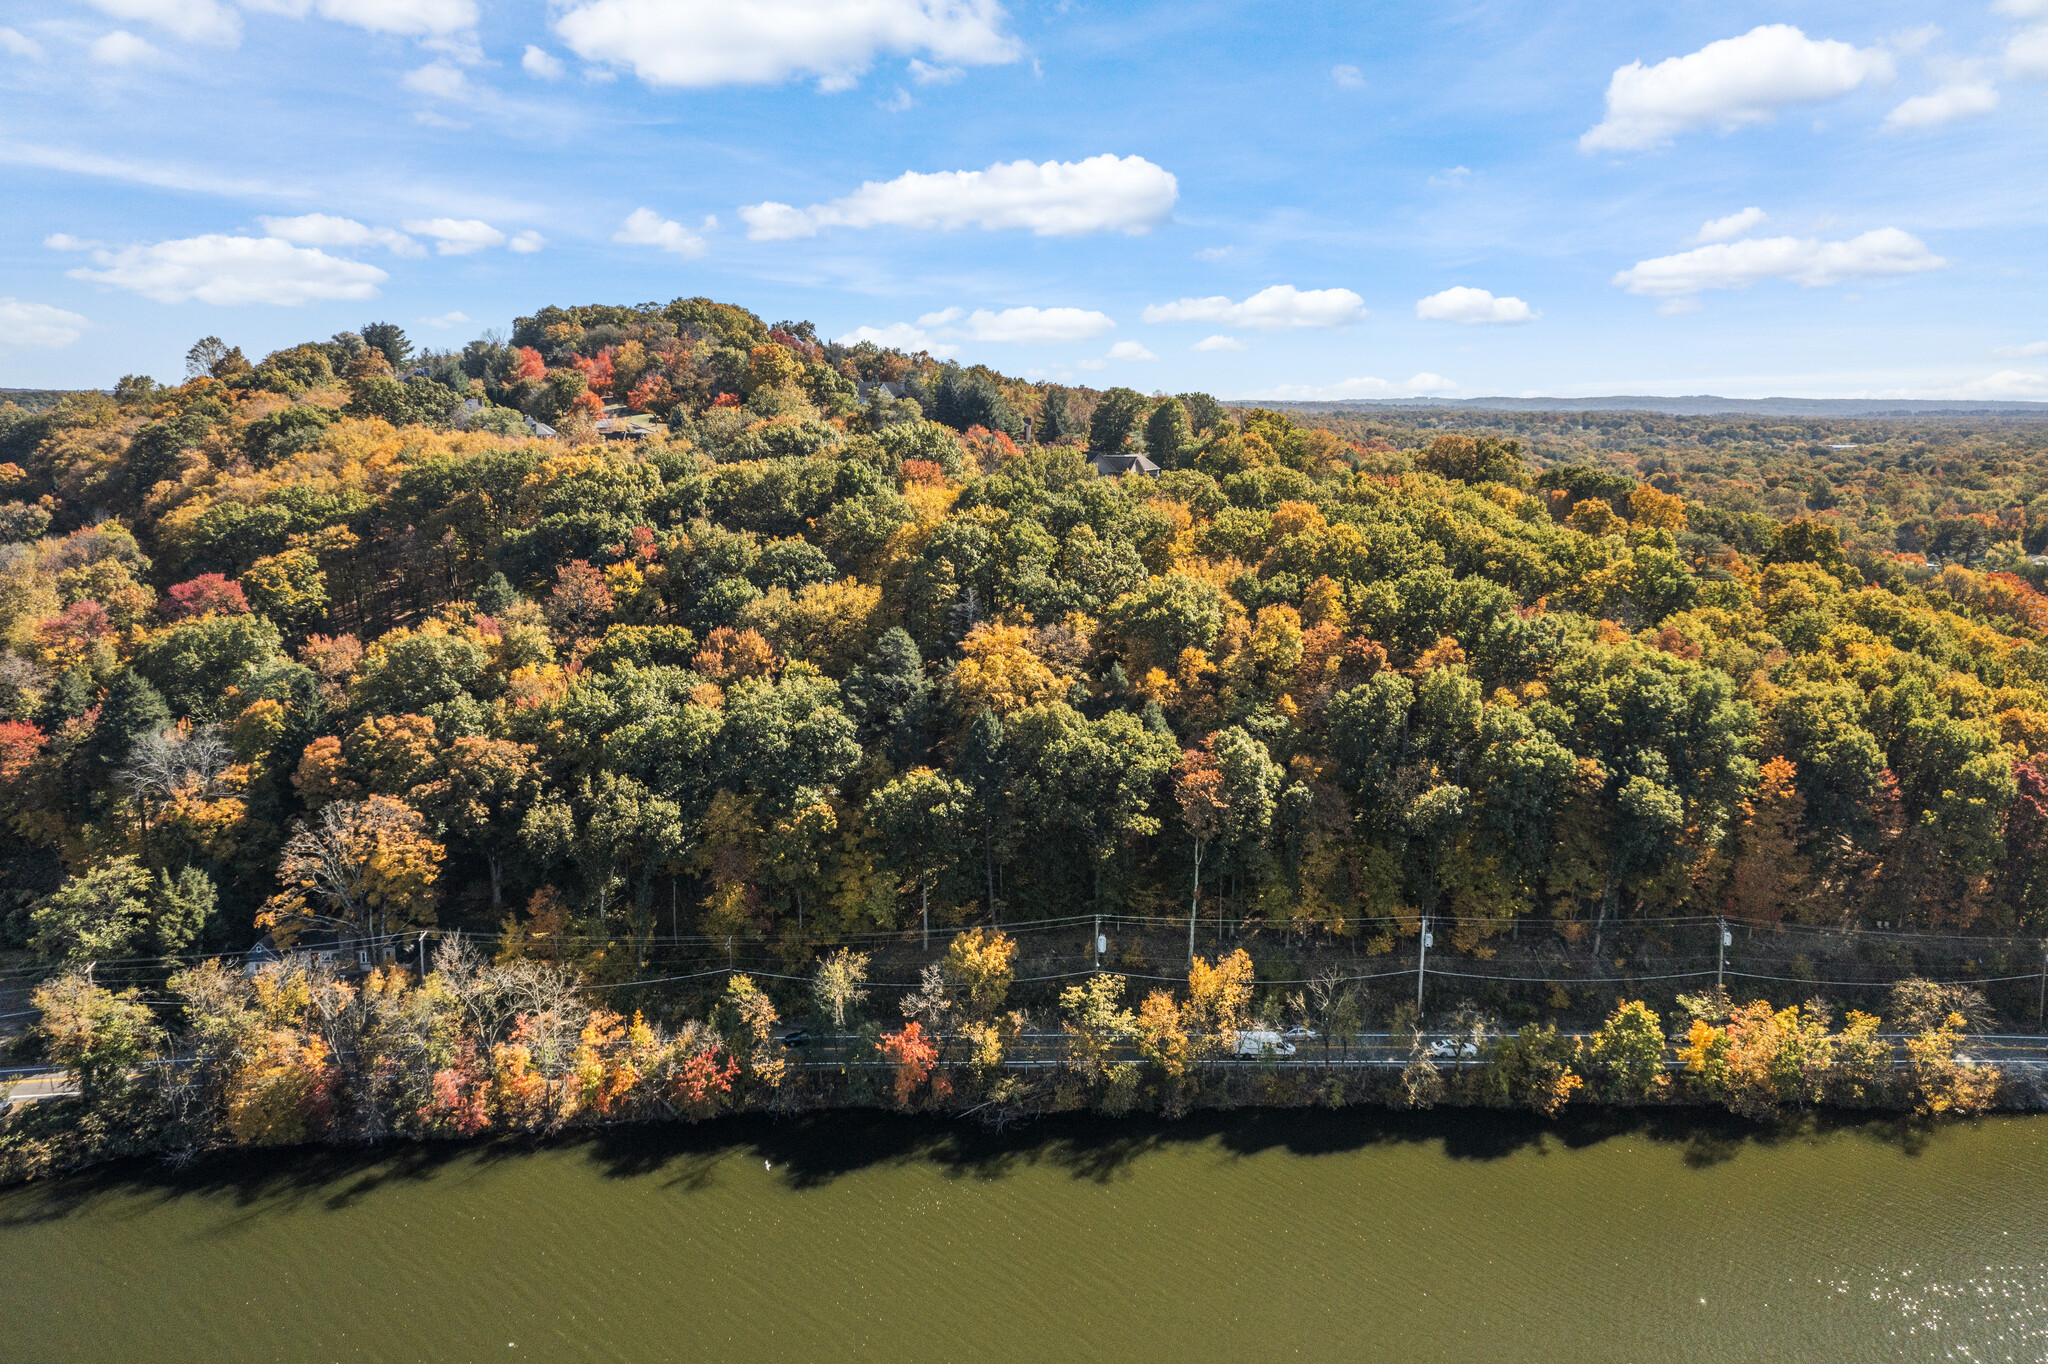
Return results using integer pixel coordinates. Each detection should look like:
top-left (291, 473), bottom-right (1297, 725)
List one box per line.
top-left (1144, 397), bottom-right (1193, 470)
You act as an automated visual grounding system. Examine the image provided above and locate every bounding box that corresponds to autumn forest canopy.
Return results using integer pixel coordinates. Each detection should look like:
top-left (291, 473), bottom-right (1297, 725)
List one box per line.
top-left (7, 293), bottom-right (2048, 984)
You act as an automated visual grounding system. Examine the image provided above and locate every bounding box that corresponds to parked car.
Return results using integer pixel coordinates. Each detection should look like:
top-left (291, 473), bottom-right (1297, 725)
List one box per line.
top-left (1234, 1030), bottom-right (1297, 1057)
top-left (777, 1028), bottom-right (811, 1048)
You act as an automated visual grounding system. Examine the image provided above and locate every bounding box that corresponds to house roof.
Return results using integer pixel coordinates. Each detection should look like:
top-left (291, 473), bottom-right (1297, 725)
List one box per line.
top-left (1091, 451), bottom-right (1161, 477)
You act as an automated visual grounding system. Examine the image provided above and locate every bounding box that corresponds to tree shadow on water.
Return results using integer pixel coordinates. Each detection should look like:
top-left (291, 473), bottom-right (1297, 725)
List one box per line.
top-left (0, 1104), bottom-right (2011, 1220)
top-left (580, 1105), bottom-right (1877, 1188)
top-left (0, 1138), bottom-right (481, 1228)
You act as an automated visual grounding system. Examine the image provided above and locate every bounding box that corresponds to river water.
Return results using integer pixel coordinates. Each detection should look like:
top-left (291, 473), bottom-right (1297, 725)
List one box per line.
top-left (1, 1109), bottom-right (2043, 1362)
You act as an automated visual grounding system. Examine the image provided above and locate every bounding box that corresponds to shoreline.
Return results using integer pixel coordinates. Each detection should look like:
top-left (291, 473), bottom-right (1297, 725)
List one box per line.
top-left (8, 1056), bottom-right (2044, 1189)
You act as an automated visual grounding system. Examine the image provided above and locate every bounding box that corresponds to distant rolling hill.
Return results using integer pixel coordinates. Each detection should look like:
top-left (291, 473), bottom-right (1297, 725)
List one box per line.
top-left (1239, 395), bottom-right (2048, 418)
top-left (0, 389), bottom-right (86, 414)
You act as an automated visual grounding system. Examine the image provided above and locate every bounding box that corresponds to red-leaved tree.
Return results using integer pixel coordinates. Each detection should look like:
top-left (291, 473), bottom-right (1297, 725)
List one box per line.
top-left (164, 574), bottom-right (249, 620)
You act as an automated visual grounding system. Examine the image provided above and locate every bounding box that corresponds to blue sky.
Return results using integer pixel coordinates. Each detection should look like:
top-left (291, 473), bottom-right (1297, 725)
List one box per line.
top-left (2, 0), bottom-right (2046, 399)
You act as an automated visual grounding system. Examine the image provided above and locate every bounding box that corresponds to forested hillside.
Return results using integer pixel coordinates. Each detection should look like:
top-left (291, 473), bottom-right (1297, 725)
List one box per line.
top-left (1287, 406), bottom-right (2048, 567)
top-left (5, 294), bottom-right (2048, 982)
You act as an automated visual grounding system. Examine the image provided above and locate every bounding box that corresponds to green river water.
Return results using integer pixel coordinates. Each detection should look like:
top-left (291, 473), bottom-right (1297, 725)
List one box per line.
top-left (1, 1109), bottom-right (2044, 1362)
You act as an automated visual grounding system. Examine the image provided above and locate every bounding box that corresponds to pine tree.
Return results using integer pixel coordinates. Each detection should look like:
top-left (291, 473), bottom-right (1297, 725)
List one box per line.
top-left (1144, 397), bottom-right (1193, 469)
top-left (1037, 386), bottom-right (1072, 445)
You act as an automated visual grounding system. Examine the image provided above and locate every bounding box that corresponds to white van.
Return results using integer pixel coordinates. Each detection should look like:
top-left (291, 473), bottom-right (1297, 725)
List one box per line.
top-left (1233, 1030), bottom-right (1297, 1057)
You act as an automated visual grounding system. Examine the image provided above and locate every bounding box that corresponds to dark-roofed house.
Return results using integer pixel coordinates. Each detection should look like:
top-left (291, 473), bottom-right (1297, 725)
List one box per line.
top-left (1091, 450), bottom-right (1160, 478)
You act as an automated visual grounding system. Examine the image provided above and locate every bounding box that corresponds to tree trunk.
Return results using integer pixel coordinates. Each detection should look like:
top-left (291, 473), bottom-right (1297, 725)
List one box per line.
top-left (1592, 863), bottom-right (1620, 961)
top-left (1188, 838), bottom-right (1205, 965)
top-left (488, 856), bottom-right (503, 908)
top-left (984, 818), bottom-right (997, 923)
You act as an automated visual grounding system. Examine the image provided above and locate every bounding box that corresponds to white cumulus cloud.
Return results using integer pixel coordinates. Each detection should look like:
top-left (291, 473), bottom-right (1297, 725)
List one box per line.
top-left (1106, 340), bottom-right (1156, 361)
top-left (1141, 284), bottom-right (1365, 331)
top-left (614, 207), bottom-right (708, 256)
top-left (259, 213), bottom-right (423, 256)
top-left (554, 0), bottom-right (1020, 89)
top-left (325, 0), bottom-right (476, 36)
top-left (1966, 370), bottom-right (2048, 397)
top-left (1694, 207), bottom-right (1767, 243)
top-left (1886, 81), bottom-right (1998, 127)
top-left (1581, 25), bottom-right (1893, 151)
top-left (508, 230), bottom-right (545, 254)
top-left (1995, 0), bottom-right (2048, 17)
top-left (402, 217), bottom-right (506, 255)
top-left (0, 27), bottom-right (46, 59)
top-left (1992, 340), bottom-right (2048, 359)
top-left (835, 304), bottom-right (1111, 351)
top-left (1415, 286), bottom-right (1539, 325)
top-left (522, 45), bottom-right (564, 78)
top-left (740, 154), bottom-right (1176, 239)
top-left (1192, 334), bottom-right (1244, 352)
top-left (2007, 27), bottom-right (2048, 80)
top-left (67, 235), bottom-right (387, 305)
top-left (0, 299), bottom-right (90, 350)
top-left (954, 306), bottom-right (1114, 343)
top-left (403, 61), bottom-right (468, 99)
top-left (86, 0), bottom-right (238, 45)
top-left (1331, 63), bottom-right (1363, 88)
top-left (1613, 227), bottom-right (1945, 297)
top-left (243, 0), bottom-right (478, 39)
top-left (833, 321), bottom-right (958, 358)
top-left (419, 310), bottom-right (471, 329)
top-left (91, 30), bottom-right (161, 65)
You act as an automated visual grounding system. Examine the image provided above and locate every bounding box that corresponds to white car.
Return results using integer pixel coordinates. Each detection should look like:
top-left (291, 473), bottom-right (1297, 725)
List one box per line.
top-left (1234, 1030), bottom-right (1297, 1057)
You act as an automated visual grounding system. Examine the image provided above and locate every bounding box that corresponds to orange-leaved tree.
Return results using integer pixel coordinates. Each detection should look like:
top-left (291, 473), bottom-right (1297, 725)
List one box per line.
top-left (879, 1020), bottom-right (940, 1106)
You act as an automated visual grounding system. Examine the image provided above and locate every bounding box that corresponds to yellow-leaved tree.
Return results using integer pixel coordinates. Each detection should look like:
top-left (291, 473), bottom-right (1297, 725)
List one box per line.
top-left (1185, 948), bottom-right (1255, 1052)
top-left (259, 795), bottom-right (444, 944)
top-left (951, 622), bottom-right (1064, 717)
top-left (945, 927), bottom-right (1017, 1017)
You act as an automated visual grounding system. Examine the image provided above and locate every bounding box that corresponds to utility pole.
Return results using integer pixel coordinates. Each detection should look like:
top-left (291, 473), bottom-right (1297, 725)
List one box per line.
top-left (1416, 916), bottom-right (1431, 1014)
top-left (416, 932), bottom-right (427, 979)
top-left (1093, 914), bottom-right (1101, 973)
top-left (1717, 917), bottom-right (1729, 996)
top-left (2037, 939), bottom-right (2047, 1030)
